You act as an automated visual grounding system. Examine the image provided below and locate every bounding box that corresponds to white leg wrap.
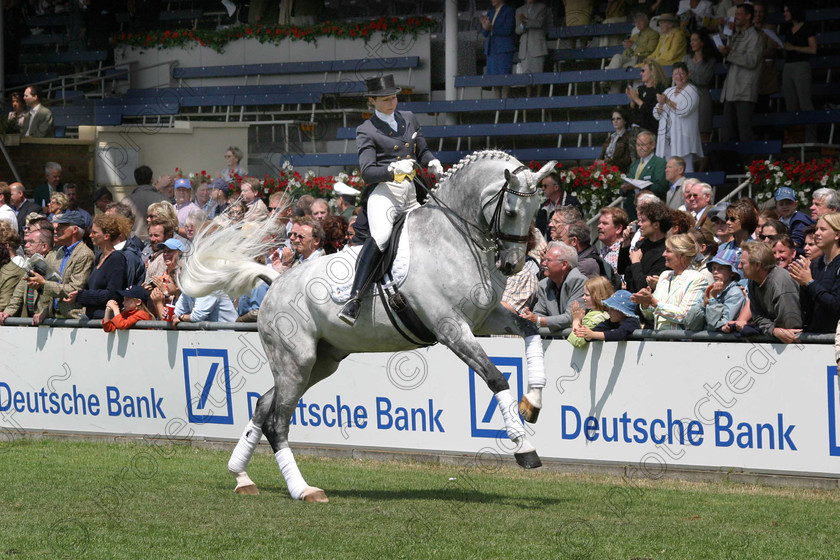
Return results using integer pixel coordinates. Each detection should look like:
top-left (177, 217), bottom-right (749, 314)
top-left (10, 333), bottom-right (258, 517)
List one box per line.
top-left (228, 420), bottom-right (262, 474)
top-left (234, 471), bottom-right (256, 488)
top-left (524, 335), bottom-right (546, 390)
top-left (275, 447), bottom-right (308, 501)
top-left (495, 390), bottom-right (526, 442)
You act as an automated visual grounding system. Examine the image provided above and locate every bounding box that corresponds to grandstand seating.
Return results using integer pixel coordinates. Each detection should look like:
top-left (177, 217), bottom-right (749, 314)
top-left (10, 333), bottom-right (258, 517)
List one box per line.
top-left (20, 33), bottom-right (68, 47)
top-left (172, 56), bottom-right (420, 83)
top-left (159, 9), bottom-right (204, 28)
top-left (548, 22), bottom-right (635, 41)
top-left (11, 2), bottom-right (840, 184)
top-left (20, 50), bottom-right (109, 65)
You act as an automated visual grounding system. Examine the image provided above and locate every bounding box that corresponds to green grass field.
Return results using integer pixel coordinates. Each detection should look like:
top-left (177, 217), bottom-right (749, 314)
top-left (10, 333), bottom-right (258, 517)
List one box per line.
top-left (1, 439), bottom-right (839, 559)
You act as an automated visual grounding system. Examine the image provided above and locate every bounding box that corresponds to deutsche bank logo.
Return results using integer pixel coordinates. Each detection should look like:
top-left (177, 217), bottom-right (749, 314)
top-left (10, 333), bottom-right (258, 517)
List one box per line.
top-left (183, 348), bottom-right (234, 425)
top-left (468, 357), bottom-right (524, 439)
top-left (828, 366), bottom-right (840, 456)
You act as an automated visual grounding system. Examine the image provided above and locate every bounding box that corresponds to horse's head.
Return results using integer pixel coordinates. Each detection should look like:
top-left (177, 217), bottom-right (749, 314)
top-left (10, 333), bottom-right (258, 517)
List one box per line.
top-left (483, 159), bottom-right (557, 276)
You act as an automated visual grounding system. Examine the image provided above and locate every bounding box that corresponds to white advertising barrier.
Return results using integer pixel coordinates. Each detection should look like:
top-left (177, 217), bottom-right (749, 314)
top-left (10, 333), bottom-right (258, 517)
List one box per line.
top-left (1, 326), bottom-right (839, 477)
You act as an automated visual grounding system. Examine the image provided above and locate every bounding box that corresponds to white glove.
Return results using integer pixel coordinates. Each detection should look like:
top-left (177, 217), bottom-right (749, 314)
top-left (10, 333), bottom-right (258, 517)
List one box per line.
top-left (388, 159), bottom-right (416, 177)
top-left (427, 159), bottom-right (444, 176)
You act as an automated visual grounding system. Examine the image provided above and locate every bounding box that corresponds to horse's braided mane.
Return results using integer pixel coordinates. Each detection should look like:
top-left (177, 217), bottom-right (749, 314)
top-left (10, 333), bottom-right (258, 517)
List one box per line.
top-left (434, 149), bottom-right (513, 192)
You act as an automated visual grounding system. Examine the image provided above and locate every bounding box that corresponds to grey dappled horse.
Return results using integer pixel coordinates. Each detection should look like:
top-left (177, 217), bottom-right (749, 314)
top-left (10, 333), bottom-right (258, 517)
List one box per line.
top-left (180, 150), bottom-right (555, 502)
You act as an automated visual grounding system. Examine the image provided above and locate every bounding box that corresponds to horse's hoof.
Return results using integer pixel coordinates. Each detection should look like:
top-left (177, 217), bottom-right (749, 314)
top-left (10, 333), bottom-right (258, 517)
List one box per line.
top-left (234, 484), bottom-right (259, 495)
top-left (514, 450), bottom-right (542, 469)
top-left (300, 487), bottom-right (329, 503)
top-left (519, 395), bottom-right (541, 424)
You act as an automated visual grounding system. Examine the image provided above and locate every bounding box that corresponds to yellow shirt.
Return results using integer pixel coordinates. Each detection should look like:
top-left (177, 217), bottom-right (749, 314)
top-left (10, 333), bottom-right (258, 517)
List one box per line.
top-left (646, 28), bottom-right (687, 67)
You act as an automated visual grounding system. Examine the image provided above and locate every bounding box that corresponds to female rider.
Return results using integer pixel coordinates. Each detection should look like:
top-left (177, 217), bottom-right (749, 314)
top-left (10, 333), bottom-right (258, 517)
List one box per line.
top-left (338, 75), bottom-right (443, 325)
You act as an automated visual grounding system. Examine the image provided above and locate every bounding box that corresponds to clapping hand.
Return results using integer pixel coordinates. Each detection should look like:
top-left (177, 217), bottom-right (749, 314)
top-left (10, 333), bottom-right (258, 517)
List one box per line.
top-left (573, 324), bottom-right (594, 341)
top-left (631, 287), bottom-right (654, 307)
top-left (788, 256), bottom-right (813, 286)
top-left (570, 300), bottom-right (585, 324)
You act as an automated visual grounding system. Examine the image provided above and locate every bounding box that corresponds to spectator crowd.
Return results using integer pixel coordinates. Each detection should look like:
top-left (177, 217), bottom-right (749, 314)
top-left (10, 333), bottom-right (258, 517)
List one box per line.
top-left (0, 146), bottom-right (838, 348)
top-left (0, 152), bottom-right (361, 331)
top-left (480, 0), bottom-right (821, 162)
top-left (517, 170), bottom-right (840, 345)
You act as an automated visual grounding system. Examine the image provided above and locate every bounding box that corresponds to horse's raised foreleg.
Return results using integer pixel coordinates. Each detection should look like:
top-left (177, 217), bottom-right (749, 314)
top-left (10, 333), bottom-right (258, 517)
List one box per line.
top-left (438, 321), bottom-right (541, 469)
top-left (227, 388), bottom-right (276, 495)
top-left (474, 305), bottom-right (546, 423)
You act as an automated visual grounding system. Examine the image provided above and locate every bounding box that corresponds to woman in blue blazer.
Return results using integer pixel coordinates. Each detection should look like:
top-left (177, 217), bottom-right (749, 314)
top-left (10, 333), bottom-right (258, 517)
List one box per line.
top-left (480, 0), bottom-right (516, 75)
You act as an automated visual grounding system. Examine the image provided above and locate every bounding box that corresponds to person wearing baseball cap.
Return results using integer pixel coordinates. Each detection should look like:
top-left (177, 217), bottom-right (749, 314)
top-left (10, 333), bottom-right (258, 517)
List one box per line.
top-left (209, 177), bottom-right (231, 219)
top-left (103, 284), bottom-right (152, 331)
top-left (173, 178), bottom-right (199, 229)
top-left (774, 186), bottom-right (814, 254)
top-left (30, 210), bottom-right (95, 319)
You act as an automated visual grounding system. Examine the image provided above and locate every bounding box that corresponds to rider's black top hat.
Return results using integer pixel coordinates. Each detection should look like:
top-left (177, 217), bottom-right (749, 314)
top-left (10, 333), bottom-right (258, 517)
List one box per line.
top-left (364, 74), bottom-right (401, 97)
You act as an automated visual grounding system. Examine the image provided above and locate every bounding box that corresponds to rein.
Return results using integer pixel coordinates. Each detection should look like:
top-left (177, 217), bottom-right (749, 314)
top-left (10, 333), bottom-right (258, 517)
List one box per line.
top-left (416, 163), bottom-right (536, 255)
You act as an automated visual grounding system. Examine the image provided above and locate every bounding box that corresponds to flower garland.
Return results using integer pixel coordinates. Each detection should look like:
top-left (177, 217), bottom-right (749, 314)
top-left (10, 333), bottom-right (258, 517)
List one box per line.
top-left (747, 158), bottom-right (840, 205)
top-left (113, 16), bottom-right (436, 53)
top-left (173, 163), bottom-right (366, 200)
top-left (557, 162), bottom-right (624, 218)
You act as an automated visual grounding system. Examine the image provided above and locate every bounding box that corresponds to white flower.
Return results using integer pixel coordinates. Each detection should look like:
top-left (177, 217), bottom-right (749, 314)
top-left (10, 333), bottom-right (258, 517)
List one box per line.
top-left (821, 175), bottom-right (829, 186)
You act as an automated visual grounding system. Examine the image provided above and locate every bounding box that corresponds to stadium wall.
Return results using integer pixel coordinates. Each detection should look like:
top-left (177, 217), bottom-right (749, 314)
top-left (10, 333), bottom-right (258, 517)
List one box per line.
top-left (2, 326), bottom-right (839, 482)
top-left (85, 121), bottom-right (249, 188)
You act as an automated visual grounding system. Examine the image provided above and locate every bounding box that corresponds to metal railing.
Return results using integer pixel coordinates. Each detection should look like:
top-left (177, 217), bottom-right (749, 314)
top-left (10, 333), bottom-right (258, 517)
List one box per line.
top-left (2, 317), bottom-right (831, 344)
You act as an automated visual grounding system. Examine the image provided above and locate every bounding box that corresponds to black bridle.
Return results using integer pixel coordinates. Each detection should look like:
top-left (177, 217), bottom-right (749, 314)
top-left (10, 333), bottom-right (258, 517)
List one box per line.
top-left (485, 164), bottom-right (539, 247)
top-left (417, 163), bottom-right (537, 255)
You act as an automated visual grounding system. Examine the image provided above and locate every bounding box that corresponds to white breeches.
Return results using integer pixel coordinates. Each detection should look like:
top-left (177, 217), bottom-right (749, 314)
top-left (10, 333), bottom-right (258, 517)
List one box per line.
top-left (368, 179), bottom-right (419, 250)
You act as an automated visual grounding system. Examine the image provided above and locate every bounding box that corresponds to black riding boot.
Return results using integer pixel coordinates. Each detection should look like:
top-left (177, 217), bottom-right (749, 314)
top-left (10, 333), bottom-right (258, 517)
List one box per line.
top-left (338, 238), bottom-right (384, 326)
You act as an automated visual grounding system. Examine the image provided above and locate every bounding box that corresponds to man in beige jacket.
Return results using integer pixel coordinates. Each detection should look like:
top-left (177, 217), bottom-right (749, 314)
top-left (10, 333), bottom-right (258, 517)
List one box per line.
top-left (28, 211), bottom-right (94, 320)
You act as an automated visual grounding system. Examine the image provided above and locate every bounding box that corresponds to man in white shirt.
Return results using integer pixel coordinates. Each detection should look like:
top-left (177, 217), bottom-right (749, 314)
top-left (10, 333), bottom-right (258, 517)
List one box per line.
top-left (0, 183), bottom-right (19, 231)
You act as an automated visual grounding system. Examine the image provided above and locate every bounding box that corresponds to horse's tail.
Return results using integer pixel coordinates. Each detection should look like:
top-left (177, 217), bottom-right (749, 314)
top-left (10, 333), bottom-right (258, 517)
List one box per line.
top-left (179, 217), bottom-right (283, 299)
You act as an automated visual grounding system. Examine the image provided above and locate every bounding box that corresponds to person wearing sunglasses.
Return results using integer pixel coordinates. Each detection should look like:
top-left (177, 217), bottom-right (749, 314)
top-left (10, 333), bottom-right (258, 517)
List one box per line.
top-left (719, 199), bottom-right (758, 252)
top-left (272, 218), bottom-right (324, 274)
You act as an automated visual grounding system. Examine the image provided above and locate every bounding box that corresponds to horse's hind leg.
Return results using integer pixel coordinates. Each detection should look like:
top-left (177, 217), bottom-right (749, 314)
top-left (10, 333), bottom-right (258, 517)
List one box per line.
top-left (227, 388), bottom-right (275, 495)
top-left (474, 305), bottom-right (546, 423)
top-left (439, 321), bottom-right (541, 469)
top-left (263, 345), bottom-right (346, 502)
